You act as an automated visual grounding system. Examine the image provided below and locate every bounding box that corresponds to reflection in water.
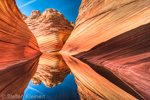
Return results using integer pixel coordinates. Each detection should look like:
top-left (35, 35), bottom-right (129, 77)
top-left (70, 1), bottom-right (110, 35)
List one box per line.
top-left (23, 52), bottom-right (80, 100)
top-left (0, 56), bottom-right (40, 100)
top-left (78, 59), bottom-right (145, 99)
top-left (62, 55), bottom-right (145, 100)
top-left (23, 74), bottom-right (80, 100)
top-left (31, 52), bottom-right (71, 87)
top-left (0, 52), bottom-right (145, 100)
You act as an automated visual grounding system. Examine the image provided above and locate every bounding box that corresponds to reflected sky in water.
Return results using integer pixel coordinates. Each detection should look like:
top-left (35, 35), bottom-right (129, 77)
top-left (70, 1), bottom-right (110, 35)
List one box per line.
top-left (23, 74), bottom-right (80, 100)
top-left (22, 52), bottom-right (80, 100)
top-left (0, 52), bottom-right (144, 100)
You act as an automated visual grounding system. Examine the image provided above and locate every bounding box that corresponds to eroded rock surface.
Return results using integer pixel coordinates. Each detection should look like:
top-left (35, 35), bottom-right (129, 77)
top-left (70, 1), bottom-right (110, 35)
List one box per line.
top-left (61, 0), bottom-right (150, 55)
top-left (1, 0), bottom-right (150, 99)
top-left (0, 0), bottom-right (41, 68)
top-left (22, 14), bottom-right (27, 20)
top-left (24, 9), bottom-right (74, 52)
top-left (60, 0), bottom-right (150, 99)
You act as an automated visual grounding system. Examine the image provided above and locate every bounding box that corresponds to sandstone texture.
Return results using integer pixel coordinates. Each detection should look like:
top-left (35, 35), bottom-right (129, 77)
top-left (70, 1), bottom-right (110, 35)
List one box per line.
top-left (60, 0), bottom-right (150, 99)
top-left (31, 52), bottom-right (70, 87)
top-left (24, 9), bottom-right (74, 52)
top-left (1, 0), bottom-right (150, 99)
top-left (61, 0), bottom-right (150, 55)
top-left (22, 14), bottom-right (27, 20)
top-left (0, 0), bottom-right (41, 98)
top-left (0, 0), bottom-right (41, 68)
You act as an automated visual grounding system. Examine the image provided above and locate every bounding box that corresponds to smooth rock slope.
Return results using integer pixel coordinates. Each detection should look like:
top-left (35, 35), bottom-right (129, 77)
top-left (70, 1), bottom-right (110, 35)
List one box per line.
top-left (0, 0), bottom-right (41, 68)
top-left (60, 0), bottom-right (150, 99)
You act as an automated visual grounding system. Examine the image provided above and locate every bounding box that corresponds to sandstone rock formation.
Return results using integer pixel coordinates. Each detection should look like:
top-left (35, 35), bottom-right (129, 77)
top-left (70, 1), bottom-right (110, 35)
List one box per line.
top-left (61, 0), bottom-right (150, 55)
top-left (70, 21), bottom-right (75, 27)
top-left (60, 0), bottom-right (150, 99)
top-left (0, 0), bottom-right (41, 99)
top-left (1, 0), bottom-right (150, 99)
top-left (31, 52), bottom-right (70, 87)
top-left (0, 0), bottom-right (41, 68)
top-left (22, 14), bottom-right (27, 20)
top-left (75, 23), bottom-right (150, 99)
top-left (24, 9), bottom-right (74, 52)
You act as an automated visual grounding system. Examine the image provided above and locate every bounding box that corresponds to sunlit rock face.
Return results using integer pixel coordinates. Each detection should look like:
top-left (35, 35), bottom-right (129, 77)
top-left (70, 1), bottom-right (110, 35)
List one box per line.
top-left (70, 21), bottom-right (75, 27)
top-left (0, 0), bottom-right (41, 99)
top-left (26, 10), bottom-right (41, 22)
top-left (31, 52), bottom-right (70, 87)
top-left (22, 14), bottom-right (27, 20)
top-left (0, 0), bottom-right (41, 68)
top-left (0, 56), bottom-right (40, 100)
top-left (75, 23), bottom-right (150, 99)
top-left (24, 9), bottom-right (74, 52)
top-left (61, 0), bottom-right (150, 55)
top-left (60, 0), bottom-right (150, 99)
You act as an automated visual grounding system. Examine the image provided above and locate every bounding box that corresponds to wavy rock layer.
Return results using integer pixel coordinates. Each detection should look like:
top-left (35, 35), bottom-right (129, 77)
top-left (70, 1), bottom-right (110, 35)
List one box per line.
top-left (75, 22), bottom-right (150, 99)
top-left (0, 0), bottom-right (41, 68)
top-left (31, 52), bottom-right (70, 87)
top-left (25, 9), bottom-right (74, 52)
top-left (61, 0), bottom-right (150, 55)
top-left (60, 0), bottom-right (150, 99)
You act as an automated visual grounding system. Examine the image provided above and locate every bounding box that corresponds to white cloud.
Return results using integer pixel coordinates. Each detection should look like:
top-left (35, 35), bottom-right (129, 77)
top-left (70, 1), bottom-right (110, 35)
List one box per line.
top-left (19, 0), bottom-right (37, 8)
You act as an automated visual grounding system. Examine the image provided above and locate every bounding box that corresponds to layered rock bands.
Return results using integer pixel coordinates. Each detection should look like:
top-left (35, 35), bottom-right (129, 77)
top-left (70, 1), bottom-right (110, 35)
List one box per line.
top-left (0, 0), bottom-right (41, 69)
top-left (0, 0), bottom-right (41, 99)
top-left (61, 0), bottom-right (150, 99)
top-left (1, 0), bottom-right (150, 100)
top-left (24, 9), bottom-right (74, 52)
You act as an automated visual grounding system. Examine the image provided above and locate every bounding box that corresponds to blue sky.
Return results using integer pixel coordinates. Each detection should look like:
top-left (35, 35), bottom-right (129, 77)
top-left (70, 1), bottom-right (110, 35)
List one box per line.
top-left (15, 0), bottom-right (82, 23)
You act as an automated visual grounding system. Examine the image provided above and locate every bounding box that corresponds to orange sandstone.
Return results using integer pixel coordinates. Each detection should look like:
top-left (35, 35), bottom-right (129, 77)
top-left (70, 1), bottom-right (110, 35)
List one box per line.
top-left (25, 9), bottom-right (74, 52)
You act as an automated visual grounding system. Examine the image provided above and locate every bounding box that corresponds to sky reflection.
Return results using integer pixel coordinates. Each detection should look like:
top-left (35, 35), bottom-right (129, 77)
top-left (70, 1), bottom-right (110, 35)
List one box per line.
top-left (23, 74), bottom-right (80, 100)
